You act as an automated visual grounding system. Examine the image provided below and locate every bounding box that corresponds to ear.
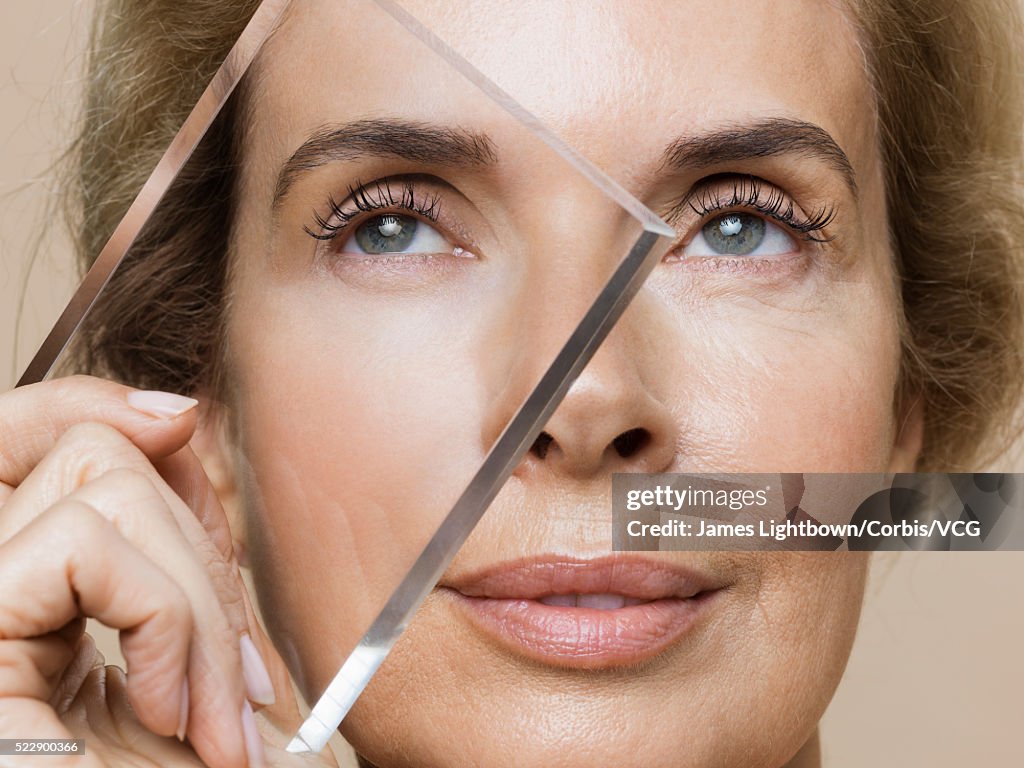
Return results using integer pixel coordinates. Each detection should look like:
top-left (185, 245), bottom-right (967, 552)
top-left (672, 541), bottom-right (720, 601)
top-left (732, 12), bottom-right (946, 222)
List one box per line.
top-left (190, 398), bottom-right (250, 567)
top-left (888, 391), bottom-right (924, 472)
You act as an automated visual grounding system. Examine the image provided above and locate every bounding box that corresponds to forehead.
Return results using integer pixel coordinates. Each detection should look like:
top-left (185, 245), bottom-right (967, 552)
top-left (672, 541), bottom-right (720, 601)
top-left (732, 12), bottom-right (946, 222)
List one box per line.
top-left (246, 0), bottom-right (873, 193)
top-left (416, 0), bottom-right (870, 153)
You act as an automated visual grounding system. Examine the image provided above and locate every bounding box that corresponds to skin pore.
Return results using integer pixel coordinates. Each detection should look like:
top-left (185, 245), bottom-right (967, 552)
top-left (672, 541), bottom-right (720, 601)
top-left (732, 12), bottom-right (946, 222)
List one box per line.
top-left (210, 0), bottom-right (923, 766)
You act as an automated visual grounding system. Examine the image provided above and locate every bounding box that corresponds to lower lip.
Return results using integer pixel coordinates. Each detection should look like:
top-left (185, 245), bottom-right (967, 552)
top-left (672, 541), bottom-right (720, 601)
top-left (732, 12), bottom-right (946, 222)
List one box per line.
top-left (445, 589), bottom-right (719, 669)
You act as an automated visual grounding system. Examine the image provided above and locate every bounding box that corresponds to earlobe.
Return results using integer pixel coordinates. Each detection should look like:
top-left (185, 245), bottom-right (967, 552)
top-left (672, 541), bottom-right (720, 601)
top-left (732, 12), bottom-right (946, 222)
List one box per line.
top-left (889, 392), bottom-right (925, 472)
top-left (190, 399), bottom-right (249, 566)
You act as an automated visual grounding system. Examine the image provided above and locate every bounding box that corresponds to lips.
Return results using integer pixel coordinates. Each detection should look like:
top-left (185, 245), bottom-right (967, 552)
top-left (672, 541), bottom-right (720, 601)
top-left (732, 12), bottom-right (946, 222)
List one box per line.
top-left (440, 555), bottom-right (723, 668)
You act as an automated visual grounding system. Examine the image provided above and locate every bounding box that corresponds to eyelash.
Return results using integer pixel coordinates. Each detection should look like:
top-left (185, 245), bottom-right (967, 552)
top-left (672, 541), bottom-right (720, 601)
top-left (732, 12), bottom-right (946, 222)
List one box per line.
top-left (306, 174), bottom-right (831, 264)
top-left (304, 179), bottom-right (443, 241)
top-left (682, 175), bottom-right (836, 243)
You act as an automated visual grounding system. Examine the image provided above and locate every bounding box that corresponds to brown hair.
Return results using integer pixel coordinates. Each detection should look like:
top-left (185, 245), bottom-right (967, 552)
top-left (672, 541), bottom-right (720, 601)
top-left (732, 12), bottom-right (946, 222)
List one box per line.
top-left (851, 0), bottom-right (1024, 469)
top-left (66, 0), bottom-right (260, 398)
top-left (67, 0), bottom-right (1024, 470)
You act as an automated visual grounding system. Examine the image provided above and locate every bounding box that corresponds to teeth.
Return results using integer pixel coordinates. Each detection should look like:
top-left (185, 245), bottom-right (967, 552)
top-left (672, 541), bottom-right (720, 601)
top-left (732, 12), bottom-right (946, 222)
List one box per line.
top-left (577, 593), bottom-right (626, 610)
top-left (539, 594), bottom-right (577, 607)
top-left (537, 594), bottom-right (648, 609)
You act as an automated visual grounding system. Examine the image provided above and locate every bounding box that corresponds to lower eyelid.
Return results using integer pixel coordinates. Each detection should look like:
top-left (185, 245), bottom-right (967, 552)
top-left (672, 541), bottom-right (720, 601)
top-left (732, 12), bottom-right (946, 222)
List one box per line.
top-left (666, 252), bottom-right (809, 279)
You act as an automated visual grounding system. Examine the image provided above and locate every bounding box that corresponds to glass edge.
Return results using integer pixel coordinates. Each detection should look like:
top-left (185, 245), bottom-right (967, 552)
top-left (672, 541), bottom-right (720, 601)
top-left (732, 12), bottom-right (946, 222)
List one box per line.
top-left (372, 0), bottom-right (676, 239)
top-left (15, 0), bottom-right (294, 387)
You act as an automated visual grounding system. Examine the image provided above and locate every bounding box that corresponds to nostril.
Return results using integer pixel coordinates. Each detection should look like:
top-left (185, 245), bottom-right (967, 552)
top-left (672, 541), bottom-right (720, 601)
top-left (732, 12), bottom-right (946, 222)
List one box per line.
top-left (531, 431), bottom-right (555, 459)
top-left (612, 428), bottom-right (650, 459)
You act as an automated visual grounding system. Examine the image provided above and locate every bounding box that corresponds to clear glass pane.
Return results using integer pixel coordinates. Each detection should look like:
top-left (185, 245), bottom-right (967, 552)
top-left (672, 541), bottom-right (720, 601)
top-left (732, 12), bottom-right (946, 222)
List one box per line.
top-left (25, 0), bottom-right (671, 754)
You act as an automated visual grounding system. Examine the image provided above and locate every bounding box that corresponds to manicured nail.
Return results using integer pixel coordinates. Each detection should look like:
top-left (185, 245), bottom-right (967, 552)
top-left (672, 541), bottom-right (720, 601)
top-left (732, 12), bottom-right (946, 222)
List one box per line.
top-left (176, 678), bottom-right (189, 742)
top-left (127, 390), bottom-right (198, 419)
top-left (240, 634), bottom-right (276, 707)
top-left (241, 701), bottom-right (267, 768)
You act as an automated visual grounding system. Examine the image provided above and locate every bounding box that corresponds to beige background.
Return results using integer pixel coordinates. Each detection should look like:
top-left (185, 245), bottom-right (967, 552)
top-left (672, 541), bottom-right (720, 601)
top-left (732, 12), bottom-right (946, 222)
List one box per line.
top-left (2, 4), bottom-right (1023, 766)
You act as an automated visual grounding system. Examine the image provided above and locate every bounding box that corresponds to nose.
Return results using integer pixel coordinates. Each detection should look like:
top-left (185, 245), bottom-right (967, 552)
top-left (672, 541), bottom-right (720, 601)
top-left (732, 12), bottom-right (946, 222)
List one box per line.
top-left (522, 321), bottom-right (679, 479)
top-left (475, 182), bottom-right (679, 481)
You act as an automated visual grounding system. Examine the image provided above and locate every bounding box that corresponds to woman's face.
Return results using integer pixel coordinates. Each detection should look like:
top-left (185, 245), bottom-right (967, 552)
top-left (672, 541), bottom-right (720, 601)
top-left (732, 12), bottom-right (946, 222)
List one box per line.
top-left (221, 0), bottom-right (918, 765)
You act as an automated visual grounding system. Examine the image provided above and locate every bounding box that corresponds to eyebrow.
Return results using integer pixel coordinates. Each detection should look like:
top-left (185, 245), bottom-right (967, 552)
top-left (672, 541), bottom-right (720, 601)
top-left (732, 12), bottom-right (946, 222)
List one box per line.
top-left (661, 118), bottom-right (858, 196)
top-left (273, 119), bottom-right (498, 207)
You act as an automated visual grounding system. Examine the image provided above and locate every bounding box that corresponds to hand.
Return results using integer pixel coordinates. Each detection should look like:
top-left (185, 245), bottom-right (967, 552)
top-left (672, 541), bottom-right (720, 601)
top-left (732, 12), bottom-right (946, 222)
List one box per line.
top-left (0, 376), bottom-right (337, 768)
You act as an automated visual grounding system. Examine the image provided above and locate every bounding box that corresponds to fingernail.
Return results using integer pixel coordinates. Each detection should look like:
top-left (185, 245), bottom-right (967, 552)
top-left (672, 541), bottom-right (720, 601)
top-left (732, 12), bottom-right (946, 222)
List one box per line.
top-left (176, 678), bottom-right (189, 742)
top-left (240, 634), bottom-right (276, 707)
top-left (241, 701), bottom-right (267, 768)
top-left (127, 390), bottom-right (198, 419)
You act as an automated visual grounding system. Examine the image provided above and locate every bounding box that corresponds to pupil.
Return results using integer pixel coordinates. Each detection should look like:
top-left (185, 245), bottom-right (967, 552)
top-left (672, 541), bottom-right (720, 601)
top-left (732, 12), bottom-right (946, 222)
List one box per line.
top-left (702, 213), bottom-right (765, 255)
top-left (354, 214), bottom-right (418, 253)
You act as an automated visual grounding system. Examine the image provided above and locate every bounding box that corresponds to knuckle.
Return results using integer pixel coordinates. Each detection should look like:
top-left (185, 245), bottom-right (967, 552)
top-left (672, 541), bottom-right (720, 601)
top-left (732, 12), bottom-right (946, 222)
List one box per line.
top-left (193, 534), bottom-right (245, 594)
top-left (0, 378), bottom-right (117, 484)
top-left (208, 555), bottom-right (247, 623)
top-left (51, 423), bottom-right (143, 486)
top-left (44, 501), bottom-right (111, 548)
top-left (90, 467), bottom-right (158, 500)
top-left (49, 374), bottom-right (100, 396)
top-left (159, 583), bottom-right (194, 638)
top-left (40, 375), bottom-right (118, 416)
top-left (57, 422), bottom-right (125, 453)
top-left (72, 468), bottom-right (167, 538)
top-left (40, 503), bottom-right (194, 635)
top-left (176, 536), bottom-right (248, 636)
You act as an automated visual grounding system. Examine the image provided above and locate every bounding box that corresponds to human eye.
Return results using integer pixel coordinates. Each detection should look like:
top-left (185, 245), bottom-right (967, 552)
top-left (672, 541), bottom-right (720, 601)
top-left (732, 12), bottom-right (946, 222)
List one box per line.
top-left (304, 176), bottom-right (473, 260)
top-left (684, 212), bottom-right (796, 257)
top-left (668, 175), bottom-right (836, 269)
top-left (342, 212), bottom-right (451, 255)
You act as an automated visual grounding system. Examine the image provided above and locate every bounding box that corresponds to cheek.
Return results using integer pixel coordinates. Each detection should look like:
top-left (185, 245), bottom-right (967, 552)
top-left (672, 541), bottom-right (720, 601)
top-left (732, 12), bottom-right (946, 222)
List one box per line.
top-left (223, 282), bottom-right (493, 690)
top-left (647, 275), bottom-right (902, 472)
top-left (722, 338), bottom-right (898, 471)
top-left (717, 553), bottom-right (869, 755)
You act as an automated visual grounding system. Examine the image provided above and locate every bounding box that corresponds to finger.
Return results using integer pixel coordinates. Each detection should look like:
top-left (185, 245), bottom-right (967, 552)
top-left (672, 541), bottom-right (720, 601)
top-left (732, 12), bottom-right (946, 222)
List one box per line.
top-left (0, 424), bottom-right (247, 640)
top-left (2, 422), bottom-right (282, 724)
top-left (49, 625), bottom-right (98, 716)
top-left (0, 501), bottom-right (193, 743)
top-left (0, 634), bottom-right (79, 702)
top-left (159, 448), bottom-right (295, 716)
top-left (64, 469), bottom-right (260, 764)
top-left (239, 587), bottom-right (305, 732)
top-left (3, 413), bottom-right (284, 763)
top-left (6, 460), bottom-right (260, 765)
top-left (0, 375), bottom-right (198, 488)
top-left (82, 664), bottom-right (207, 767)
top-left (157, 446), bottom-right (307, 741)
top-left (156, 445), bottom-right (237, 575)
top-left (0, 421), bottom-right (176, 541)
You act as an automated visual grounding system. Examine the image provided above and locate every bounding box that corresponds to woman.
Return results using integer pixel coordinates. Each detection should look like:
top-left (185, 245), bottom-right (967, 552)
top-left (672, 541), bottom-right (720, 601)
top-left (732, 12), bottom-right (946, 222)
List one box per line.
top-left (1, 0), bottom-right (1021, 767)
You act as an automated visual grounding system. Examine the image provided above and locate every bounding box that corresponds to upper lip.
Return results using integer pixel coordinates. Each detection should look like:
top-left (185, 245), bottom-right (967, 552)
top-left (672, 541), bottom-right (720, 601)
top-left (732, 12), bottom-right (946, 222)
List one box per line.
top-left (441, 554), bottom-right (721, 601)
